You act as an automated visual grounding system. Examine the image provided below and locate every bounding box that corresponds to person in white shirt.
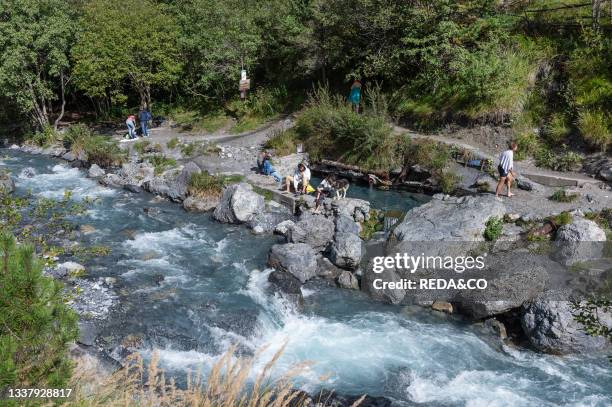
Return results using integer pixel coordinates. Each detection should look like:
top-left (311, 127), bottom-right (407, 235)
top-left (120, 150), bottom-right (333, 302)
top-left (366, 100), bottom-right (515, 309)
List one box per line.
top-left (495, 141), bottom-right (518, 198)
top-left (285, 162), bottom-right (311, 195)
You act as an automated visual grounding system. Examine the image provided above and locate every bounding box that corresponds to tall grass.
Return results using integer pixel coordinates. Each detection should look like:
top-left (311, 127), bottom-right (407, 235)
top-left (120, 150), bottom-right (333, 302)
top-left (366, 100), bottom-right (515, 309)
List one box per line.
top-left (577, 110), bottom-right (611, 152)
top-left (64, 346), bottom-right (329, 407)
top-left (66, 124), bottom-right (125, 167)
top-left (294, 86), bottom-right (398, 171)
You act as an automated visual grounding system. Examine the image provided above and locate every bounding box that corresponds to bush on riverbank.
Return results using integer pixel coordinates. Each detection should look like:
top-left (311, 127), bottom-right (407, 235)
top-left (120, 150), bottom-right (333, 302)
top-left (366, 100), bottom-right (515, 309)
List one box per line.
top-left (0, 232), bottom-right (78, 388)
top-left (188, 172), bottom-right (243, 198)
top-left (294, 86), bottom-right (398, 171)
top-left (65, 124), bottom-right (125, 167)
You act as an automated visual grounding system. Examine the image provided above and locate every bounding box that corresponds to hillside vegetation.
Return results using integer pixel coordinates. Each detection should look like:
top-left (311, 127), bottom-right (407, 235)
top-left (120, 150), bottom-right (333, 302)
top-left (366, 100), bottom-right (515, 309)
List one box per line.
top-left (0, 0), bottom-right (610, 160)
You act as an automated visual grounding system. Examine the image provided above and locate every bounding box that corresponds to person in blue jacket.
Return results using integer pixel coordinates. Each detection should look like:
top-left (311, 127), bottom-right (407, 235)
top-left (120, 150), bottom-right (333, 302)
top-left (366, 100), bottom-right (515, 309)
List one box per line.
top-left (261, 152), bottom-right (282, 184)
top-left (139, 106), bottom-right (153, 137)
top-left (348, 79), bottom-right (362, 113)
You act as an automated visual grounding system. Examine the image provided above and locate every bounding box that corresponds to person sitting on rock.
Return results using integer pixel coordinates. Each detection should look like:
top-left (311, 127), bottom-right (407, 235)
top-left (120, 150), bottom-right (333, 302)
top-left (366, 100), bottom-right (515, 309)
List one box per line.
top-left (262, 152), bottom-right (282, 184)
top-left (313, 174), bottom-right (336, 213)
top-left (285, 161), bottom-right (311, 195)
top-left (495, 141), bottom-right (518, 199)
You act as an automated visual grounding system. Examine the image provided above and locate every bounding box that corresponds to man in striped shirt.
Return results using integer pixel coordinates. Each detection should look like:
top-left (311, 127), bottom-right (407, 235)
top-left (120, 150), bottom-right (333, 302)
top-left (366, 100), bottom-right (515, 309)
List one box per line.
top-left (495, 141), bottom-right (518, 198)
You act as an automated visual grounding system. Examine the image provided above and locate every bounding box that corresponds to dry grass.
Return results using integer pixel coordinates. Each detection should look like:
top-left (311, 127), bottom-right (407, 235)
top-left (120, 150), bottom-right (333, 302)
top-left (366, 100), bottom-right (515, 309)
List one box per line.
top-left (60, 345), bottom-right (361, 407)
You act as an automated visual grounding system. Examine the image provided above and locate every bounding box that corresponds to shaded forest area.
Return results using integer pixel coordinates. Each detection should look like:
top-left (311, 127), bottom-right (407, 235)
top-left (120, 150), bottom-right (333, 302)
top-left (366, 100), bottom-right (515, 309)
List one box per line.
top-left (0, 0), bottom-right (610, 154)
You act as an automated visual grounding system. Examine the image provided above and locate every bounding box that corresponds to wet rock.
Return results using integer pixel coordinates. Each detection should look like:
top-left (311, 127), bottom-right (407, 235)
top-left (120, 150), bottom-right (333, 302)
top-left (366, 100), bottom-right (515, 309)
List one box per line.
top-left (100, 173), bottom-right (126, 188)
top-left (484, 318), bottom-right (507, 339)
top-left (0, 172), bottom-right (15, 194)
top-left (62, 151), bottom-right (76, 161)
top-left (432, 301), bottom-right (453, 314)
top-left (79, 224), bottom-right (96, 235)
top-left (183, 195), bottom-right (219, 212)
top-left (521, 296), bottom-right (612, 354)
top-left (274, 220), bottom-right (295, 237)
top-left (329, 232), bottom-right (362, 270)
top-left (337, 270), bottom-right (359, 290)
top-left (554, 218), bottom-right (606, 266)
top-left (213, 183), bottom-right (264, 224)
top-left (124, 184), bottom-right (142, 193)
top-left (54, 261), bottom-right (86, 278)
top-left (119, 162), bottom-right (154, 186)
top-left (19, 167), bottom-right (37, 178)
top-left (335, 214), bottom-right (361, 235)
top-left (144, 169), bottom-right (179, 199)
top-left (361, 262), bottom-right (405, 305)
top-left (267, 270), bottom-right (304, 311)
top-left (247, 209), bottom-right (294, 234)
top-left (316, 256), bottom-right (343, 280)
top-left (88, 164), bottom-right (105, 178)
top-left (267, 243), bottom-right (317, 283)
top-left (287, 215), bottom-right (335, 252)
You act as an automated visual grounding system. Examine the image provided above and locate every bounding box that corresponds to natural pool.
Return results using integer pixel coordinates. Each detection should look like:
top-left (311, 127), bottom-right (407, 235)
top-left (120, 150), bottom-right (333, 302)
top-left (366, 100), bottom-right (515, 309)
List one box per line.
top-left (2, 150), bottom-right (611, 406)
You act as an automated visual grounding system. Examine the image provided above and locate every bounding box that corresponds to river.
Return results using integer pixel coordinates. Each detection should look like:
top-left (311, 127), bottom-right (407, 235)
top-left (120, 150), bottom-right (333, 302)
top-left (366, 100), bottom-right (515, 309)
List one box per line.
top-left (2, 149), bottom-right (611, 406)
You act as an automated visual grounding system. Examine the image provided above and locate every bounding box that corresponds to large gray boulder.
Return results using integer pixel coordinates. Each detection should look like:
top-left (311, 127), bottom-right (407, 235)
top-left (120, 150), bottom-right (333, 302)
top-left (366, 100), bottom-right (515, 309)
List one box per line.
top-left (287, 214), bottom-right (335, 252)
top-left (213, 183), bottom-right (264, 224)
top-left (361, 262), bottom-right (405, 305)
top-left (337, 270), bottom-right (359, 290)
top-left (392, 195), bottom-right (505, 243)
top-left (329, 232), bottom-right (362, 270)
top-left (267, 243), bottom-right (317, 283)
top-left (522, 297), bottom-right (612, 354)
top-left (456, 252), bottom-right (552, 319)
top-left (182, 195), bottom-right (219, 212)
top-left (171, 161), bottom-right (201, 200)
top-left (554, 218), bottom-right (606, 266)
top-left (267, 270), bottom-right (304, 311)
top-left (100, 173), bottom-right (126, 188)
top-left (88, 164), bottom-right (105, 178)
top-left (332, 198), bottom-right (371, 222)
top-left (0, 172), bottom-right (15, 195)
top-left (119, 162), bottom-right (155, 187)
top-left (144, 169), bottom-right (179, 199)
top-left (335, 215), bottom-right (361, 235)
top-left (247, 209), bottom-right (294, 234)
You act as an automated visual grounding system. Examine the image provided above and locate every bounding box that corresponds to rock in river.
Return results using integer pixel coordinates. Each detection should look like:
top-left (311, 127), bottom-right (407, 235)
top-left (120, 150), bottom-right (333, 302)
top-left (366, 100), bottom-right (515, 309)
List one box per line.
top-left (267, 243), bottom-right (317, 283)
top-left (213, 183), bottom-right (264, 224)
top-left (554, 218), bottom-right (607, 266)
top-left (0, 171), bottom-right (15, 194)
top-left (287, 214), bottom-right (335, 252)
top-left (329, 232), bottom-right (362, 270)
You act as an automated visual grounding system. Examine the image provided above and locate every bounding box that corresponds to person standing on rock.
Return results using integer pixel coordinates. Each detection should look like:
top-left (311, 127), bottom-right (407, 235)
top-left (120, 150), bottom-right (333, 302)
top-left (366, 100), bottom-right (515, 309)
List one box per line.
top-left (139, 106), bottom-right (152, 137)
top-left (286, 162), bottom-right (311, 195)
top-left (495, 141), bottom-right (518, 199)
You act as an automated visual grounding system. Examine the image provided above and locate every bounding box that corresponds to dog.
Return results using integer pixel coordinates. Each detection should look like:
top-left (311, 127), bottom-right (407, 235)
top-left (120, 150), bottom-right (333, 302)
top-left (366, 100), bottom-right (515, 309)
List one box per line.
top-left (332, 178), bottom-right (350, 199)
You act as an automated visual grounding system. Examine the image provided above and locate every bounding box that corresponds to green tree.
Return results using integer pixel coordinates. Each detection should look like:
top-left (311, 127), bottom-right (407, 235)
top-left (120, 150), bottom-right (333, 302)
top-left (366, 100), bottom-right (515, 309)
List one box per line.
top-left (0, 232), bottom-right (78, 388)
top-left (72, 0), bottom-right (182, 110)
top-left (0, 0), bottom-right (77, 130)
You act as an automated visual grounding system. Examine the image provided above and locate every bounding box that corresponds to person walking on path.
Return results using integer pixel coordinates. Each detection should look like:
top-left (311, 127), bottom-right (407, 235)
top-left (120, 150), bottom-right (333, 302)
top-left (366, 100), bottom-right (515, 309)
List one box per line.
top-left (495, 141), bottom-right (518, 199)
top-left (125, 115), bottom-right (137, 139)
top-left (139, 106), bottom-right (152, 137)
top-left (348, 79), bottom-right (362, 113)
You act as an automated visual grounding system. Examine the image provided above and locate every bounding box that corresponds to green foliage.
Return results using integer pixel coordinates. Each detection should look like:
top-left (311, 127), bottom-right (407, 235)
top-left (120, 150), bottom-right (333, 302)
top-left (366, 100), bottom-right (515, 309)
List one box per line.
top-left (264, 128), bottom-right (298, 156)
top-left (188, 172), bottom-right (243, 197)
top-left (148, 155), bottom-right (177, 175)
top-left (484, 216), bottom-right (503, 241)
top-left (166, 137), bottom-right (179, 150)
top-left (0, 232), bottom-right (78, 388)
top-left (549, 189), bottom-right (579, 203)
top-left (438, 171), bottom-right (462, 194)
top-left (571, 297), bottom-right (611, 347)
top-left (577, 110), bottom-right (611, 152)
top-left (544, 113), bottom-right (570, 144)
top-left (26, 126), bottom-right (62, 147)
top-left (73, 0), bottom-right (181, 108)
top-left (295, 86), bottom-right (397, 171)
top-left (360, 210), bottom-right (383, 240)
top-left (549, 212), bottom-right (572, 227)
top-left (71, 134), bottom-right (125, 168)
top-left (0, 0), bottom-right (77, 129)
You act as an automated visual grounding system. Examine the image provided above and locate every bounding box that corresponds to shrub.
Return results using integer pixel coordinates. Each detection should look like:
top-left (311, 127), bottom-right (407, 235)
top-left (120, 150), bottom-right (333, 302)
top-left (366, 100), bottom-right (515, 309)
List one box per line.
top-left (549, 189), bottom-right (579, 202)
top-left (188, 172), bottom-right (243, 197)
top-left (264, 128), bottom-right (298, 156)
top-left (484, 216), bottom-right (503, 241)
top-left (72, 135), bottom-right (125, 168)
top-left (360, 210), bottom-right (384, 240)
top-left (166, 137), bottom-right (179, 149)
top-left (438, 170), bottom-right (462, 194)
top-left (550, 212), bottom-right (572, 227)
top-left (148, 155), bottom-right (177, 175)
top-left (0, 232), bottom-right (78, 388)
top-left (544, 113), bottom-right (570, 144)
top-left (294, 86), bottom-right (397, 171)
top-left (577, 110), bottom-right (611, 152)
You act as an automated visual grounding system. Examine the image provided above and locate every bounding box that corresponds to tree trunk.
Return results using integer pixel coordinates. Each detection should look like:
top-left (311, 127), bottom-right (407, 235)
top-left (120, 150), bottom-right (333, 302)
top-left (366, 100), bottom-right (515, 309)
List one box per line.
top-left (592, 0), bottom-right (602, 28)
top-left (53, 71), bottom-right (67, 130)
